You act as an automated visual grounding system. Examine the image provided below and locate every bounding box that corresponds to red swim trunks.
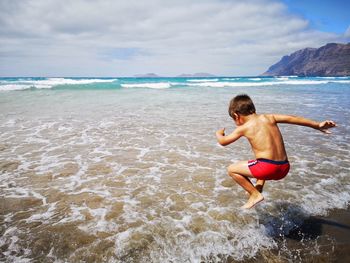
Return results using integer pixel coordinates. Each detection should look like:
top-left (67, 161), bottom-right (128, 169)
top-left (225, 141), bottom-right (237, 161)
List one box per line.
top-left (248, 158), bottom-right (290, 180)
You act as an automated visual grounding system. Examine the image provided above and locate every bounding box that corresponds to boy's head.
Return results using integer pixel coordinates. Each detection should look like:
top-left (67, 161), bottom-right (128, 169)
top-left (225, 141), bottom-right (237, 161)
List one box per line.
top-left (228, 94), bottom-right (256, 120)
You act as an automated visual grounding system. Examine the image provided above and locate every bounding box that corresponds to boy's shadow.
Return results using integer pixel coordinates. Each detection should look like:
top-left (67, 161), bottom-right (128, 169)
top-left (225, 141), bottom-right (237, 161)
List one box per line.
top-left (256, 202), bottom-right (350, 241)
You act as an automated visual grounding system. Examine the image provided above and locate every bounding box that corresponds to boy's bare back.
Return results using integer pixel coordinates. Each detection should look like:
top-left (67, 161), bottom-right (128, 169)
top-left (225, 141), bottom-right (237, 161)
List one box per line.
top-left (237, 113), bottom-right (287, 161)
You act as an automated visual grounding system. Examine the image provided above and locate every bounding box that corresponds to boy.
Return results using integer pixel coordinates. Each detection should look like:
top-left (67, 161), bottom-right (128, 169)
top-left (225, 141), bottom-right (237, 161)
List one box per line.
top-left (216, 94), bottom-right (336, 209)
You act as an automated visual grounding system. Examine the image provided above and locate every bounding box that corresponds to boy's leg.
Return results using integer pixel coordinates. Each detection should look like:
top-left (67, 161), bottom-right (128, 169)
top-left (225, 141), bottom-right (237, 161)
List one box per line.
top-left (227, 161), bottom-right (256, 194)
top-left (255, 180), bottom-right (265, 193)
top-left (227, 161), bottom-right (264, 209)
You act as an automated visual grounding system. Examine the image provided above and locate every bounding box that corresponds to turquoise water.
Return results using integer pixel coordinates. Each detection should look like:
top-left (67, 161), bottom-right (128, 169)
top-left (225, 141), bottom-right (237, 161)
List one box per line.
top-left (0, 76), bottom-right (349, 262)
top-left (1, 76), bottom-right (350, 91)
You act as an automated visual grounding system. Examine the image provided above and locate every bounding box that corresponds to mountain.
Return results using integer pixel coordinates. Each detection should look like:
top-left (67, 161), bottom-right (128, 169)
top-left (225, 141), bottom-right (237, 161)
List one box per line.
top-left (177, 73), bottom-right (216, 77)
top-left (262, 43), bottom-right (350, 76)
top-left (134, 73), bottom-right (161, 78)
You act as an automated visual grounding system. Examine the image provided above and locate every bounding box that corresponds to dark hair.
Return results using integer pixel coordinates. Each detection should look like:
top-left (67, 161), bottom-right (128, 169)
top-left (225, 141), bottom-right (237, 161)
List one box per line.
top-left (228, 94), bottom-right (256, 119)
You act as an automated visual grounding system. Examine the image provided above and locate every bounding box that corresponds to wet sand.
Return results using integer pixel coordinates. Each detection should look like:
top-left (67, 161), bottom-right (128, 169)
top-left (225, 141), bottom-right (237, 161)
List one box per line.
top-left (283, 206), bottom-right (350, 262)
top-left (242, 206), bottom-right (350, 262)
top-left (328, 207), bottom-right (350, 261)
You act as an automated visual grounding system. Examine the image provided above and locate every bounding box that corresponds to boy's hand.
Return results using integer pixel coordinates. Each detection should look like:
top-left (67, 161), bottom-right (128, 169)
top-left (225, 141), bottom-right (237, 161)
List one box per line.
top-left (318, 120), bottom-right (337, 134)
top-left (216, 127), bottom-right (242, 146)
top-left (216, 128), bottom-right (225, 136)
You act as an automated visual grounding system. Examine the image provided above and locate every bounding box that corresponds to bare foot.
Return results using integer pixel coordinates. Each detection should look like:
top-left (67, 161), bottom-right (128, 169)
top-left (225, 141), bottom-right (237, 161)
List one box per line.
top-left (241, 192), bottom-right (264, 209)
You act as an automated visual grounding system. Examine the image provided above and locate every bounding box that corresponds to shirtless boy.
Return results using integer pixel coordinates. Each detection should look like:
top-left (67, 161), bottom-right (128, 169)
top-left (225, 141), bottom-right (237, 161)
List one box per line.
top-left (216, 94), bottom-right (336, 209)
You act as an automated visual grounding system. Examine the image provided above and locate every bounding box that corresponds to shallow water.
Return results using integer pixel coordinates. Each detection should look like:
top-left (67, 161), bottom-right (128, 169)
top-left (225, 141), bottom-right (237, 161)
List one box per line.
top-left (0, 77), bottom-right (349, 262)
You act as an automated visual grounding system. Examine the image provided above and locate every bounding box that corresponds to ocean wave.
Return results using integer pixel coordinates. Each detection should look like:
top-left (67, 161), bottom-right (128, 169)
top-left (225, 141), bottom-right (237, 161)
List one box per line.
top-left (1, 77), bottom-right (349, 92)
top-left (0, 78), bottom-right (118, 91)
top-left (186, 79), bottom-right (350, 88)
top-left (121, 82), bottom-right (172, 89)
top-left (186, 78), bottom-right (219, 82)
top-left (186, 81), bottom-right (277, 87)
top-left (222, 78), bottom-right (240, 81)
top-left (275, 77), bottom-right (290, 81)
top-left (0, 84), bottom-right (31, 91)
top-left (274, 75), bottom-right (299, 79)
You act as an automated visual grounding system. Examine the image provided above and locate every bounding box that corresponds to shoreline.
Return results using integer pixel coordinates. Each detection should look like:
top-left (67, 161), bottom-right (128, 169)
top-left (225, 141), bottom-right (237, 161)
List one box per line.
top-left (252, 206), bottom-right (350, 262)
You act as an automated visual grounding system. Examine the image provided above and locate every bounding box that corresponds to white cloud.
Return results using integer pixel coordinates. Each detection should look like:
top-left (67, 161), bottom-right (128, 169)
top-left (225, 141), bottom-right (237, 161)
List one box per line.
top-left (345, 25), bottom-right (350, 38)
top-left (0, 0), bottom-right (345, 76)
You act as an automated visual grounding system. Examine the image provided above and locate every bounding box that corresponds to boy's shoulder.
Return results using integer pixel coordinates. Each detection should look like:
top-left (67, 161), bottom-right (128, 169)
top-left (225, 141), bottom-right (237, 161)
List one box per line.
top-left (257, 113), bottom-right (276, 123)
top-left (248, 114), bottom-right (277, 129)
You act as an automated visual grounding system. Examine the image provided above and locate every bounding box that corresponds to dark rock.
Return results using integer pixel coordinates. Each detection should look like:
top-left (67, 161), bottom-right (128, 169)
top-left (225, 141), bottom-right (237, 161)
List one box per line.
top-left (262, 43), bottom-right (350, 76)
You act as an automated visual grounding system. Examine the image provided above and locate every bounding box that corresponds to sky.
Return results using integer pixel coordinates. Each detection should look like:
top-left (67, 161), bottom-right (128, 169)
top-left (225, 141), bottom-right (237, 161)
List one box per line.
top-left (0, 0), bottom-right (349, 77)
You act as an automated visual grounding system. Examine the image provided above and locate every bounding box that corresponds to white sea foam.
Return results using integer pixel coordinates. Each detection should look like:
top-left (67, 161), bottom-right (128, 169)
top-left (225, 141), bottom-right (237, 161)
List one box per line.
top-left (1, 77), bottom-right (349, 91)
top-left (0, 84), bottom-right (31, 91)
top-left (112, 215), bottom-right (275, 262)
top-left (187, 81), bottom-right (273, 87)
top-left (0, 78), bottom-right (117, 91)
top-left (186, 78), bottom-right (219, 82)
top-left (275, 76), bottom-right (290, 81)
top-left (56, 204), bottom-right (86, 224)
top-left (222, 78), bottom-right (239, 81)
top-left (300, 177), bottom-right (350, 215)
top-left (187, 79), bottom-right (350, 87)
top-left (31, 78), bottom-right (117, 88)
top-left (25, 202), bottom-right (57, 223)
top-left (121, 82), bottom-right (172, 89)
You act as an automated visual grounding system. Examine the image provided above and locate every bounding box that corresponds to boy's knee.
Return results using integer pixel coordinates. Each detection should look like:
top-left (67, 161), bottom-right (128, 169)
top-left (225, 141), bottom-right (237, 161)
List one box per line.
top-left (227, 164), bottom-right (236, 175)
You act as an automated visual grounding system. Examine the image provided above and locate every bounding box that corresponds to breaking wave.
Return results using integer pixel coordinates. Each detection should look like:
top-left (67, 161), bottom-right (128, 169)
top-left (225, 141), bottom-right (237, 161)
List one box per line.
top-left (120, 82), bottom-right (172, 89)
top-left (0, 78), bottom-right (118, 91)
top-left (1, 76), bottom-right (350, 91)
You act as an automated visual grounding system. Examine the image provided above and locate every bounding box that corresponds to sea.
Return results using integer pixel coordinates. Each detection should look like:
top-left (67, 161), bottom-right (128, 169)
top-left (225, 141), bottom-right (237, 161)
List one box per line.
top-left (0, 76), bottom-right (349, 262)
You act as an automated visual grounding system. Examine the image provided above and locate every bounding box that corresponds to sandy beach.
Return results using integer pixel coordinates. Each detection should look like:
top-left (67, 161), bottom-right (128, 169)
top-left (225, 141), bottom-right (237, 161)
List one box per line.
top-left (272, 206), bottom-right (350, 262)
top-left (1, 77), bottom-right (349, 262)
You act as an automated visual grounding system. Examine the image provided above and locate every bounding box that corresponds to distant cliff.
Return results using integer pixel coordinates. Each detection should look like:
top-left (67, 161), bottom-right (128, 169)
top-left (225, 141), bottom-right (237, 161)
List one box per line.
top-left (262, 43), bottom-right (350, 76)
top-left (134, 73), bottom-right (161, 78)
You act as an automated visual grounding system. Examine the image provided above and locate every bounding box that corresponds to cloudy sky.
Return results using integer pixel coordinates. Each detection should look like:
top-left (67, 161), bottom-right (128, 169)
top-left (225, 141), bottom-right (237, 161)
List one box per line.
top-left (0, 0), bottom-right (349, 77)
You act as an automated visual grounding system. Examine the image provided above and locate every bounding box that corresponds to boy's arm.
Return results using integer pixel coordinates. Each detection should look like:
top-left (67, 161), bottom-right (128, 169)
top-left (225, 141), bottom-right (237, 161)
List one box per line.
top-left (272, 114), bottom-right (336, 134)
top-left (216, 127), bottom-right (243, 146)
